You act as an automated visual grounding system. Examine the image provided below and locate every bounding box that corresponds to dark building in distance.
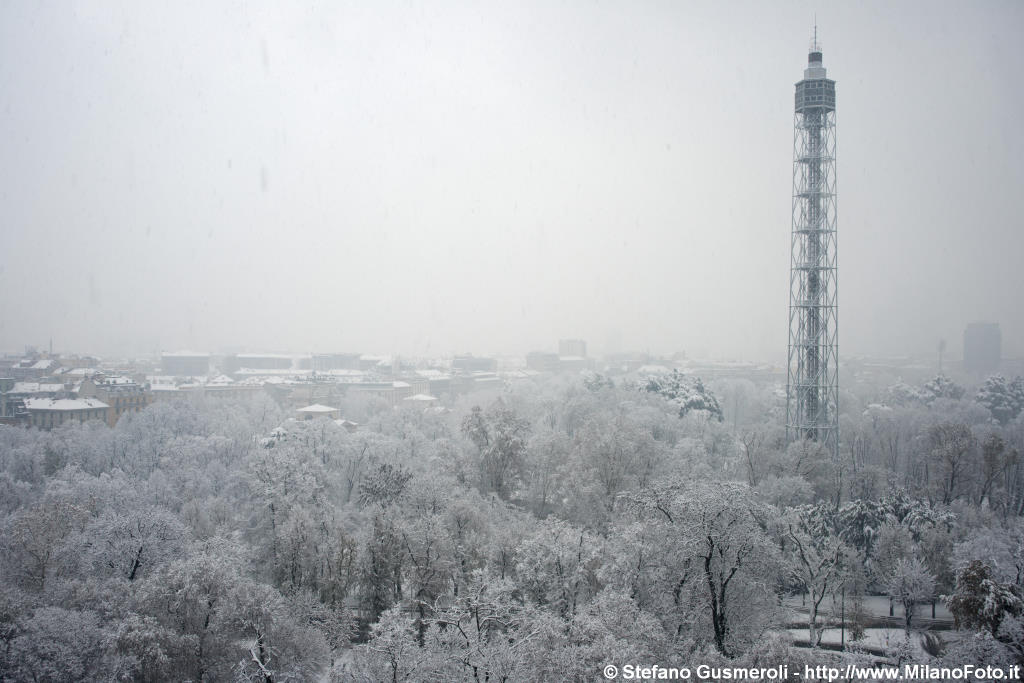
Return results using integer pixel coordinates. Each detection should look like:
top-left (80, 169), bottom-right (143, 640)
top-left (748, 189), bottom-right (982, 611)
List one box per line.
top-left (963, 322), bottom-right (1001, 375)
top-left (558, 339), bottom-right (587, 358)
top-left (161, 352), bottom-right (210, 377)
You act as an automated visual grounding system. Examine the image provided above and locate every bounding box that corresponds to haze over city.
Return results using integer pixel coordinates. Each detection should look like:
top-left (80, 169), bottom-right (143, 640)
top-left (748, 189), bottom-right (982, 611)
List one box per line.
top-left (5, 3), bottom-right (1024, 681)
top-left (1, 0), bottom-right (1022, 360)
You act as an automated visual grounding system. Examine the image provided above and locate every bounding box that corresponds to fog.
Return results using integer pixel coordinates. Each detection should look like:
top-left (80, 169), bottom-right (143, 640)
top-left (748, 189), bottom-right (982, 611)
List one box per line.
top-left (1, 0), bottom-right (1022, 360)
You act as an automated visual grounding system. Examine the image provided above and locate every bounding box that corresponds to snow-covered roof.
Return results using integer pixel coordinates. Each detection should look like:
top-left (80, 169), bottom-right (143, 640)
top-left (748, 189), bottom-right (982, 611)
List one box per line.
top-left (31, 359), bottom-right (58, 370)
top-left (392, 381), bottom-right (411, 388)
top-left (296, 403), bottom-right (338, 413)
top-left (324, 369), bottom-right (365, 377)
top-left (331, 377), bottom-right (367, 385)
top-left (403, 393), bottom-right (438, 402)
top-left (161, 351), bottom-right (210, 357)
top-left (234, 368), bottom-right (312, 376)
top-left (208, 374), bottom-right (235, 385)
top-left (9, 382), bottom-right (64, 394)
top-left (416, 369), bottom-right (449, 379)
top-left (63, 367), bottom-right (102, 376)
top-left (24, 397), bottom-right (109, 411)
top-left (99, 375), bottom-right (136, 385)
top-left (637, 365), bottom-right (673, 374)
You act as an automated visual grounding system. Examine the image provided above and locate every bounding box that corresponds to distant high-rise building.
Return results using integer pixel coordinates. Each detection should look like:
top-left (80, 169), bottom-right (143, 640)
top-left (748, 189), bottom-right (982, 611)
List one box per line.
top-left (559, 339), bottom-right (587, 358)
top-left (161, 352), bottom-right (210, 377)
top-left (963, 322), bottom-right (1001, 374)
top-left (786, 33), bottom-right (839, 464)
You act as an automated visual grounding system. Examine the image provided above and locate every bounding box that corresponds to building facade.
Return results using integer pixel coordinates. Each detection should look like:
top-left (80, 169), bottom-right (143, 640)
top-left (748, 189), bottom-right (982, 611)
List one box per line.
top-left (24, 397), bottom-right (109, 430)
top-left (78, 376), bottom-right (152, 426)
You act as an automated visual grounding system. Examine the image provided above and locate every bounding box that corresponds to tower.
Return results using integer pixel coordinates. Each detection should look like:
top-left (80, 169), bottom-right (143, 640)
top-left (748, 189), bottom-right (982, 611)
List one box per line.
top-left (786, 33), bottom-right (838, 461)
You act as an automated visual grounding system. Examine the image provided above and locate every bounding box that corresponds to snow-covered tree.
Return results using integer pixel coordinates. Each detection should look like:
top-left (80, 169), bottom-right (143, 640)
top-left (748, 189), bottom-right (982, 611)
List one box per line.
top-left (4, 607), bottom-right (108, 681)
top-left (515, 518), bottom-right (599, 620)
top-left (642, 370), bottom-right (724, 422)
top-left (976, 375), bottom-right (1024, 426)
top-left (622, 480), bottom-right (778, 656)
top-left (920, 375), bottom-right (966, 405)
top-left (225, 579), bottom-right (329, 683)
top-left (834, 497), bottom-right (889, 561)
top-left (886, 557), bottom-right (934, 632)
top-left (783, 504), bottom-right (849, 646)
top-left (461, 399), bottom-right (530, 499)
top-left (75, 505), bottom-right (187, 582)
top-left (952, 520), bottom-right (1024, 588)
top-left (925, 421), bottom-right (976, 505)
top-left (885, 382), bottom-right (926, 407)
top-left (339, 606), bottom-right (425, 682)
top-left (359, 463), bottom-right (413, 508)
top-left (358, 513), bottom-right (406, 623)
top-left (946, 560), bottom-right (1023, 637)
top-left (2, 499), bottom-right (88, 591)
top-left (420, 574), bottom-right (548, 682)
top-left (522, 427), bottom-right (570, 518)
top-left (978, 433), bottom-right (1017, 508)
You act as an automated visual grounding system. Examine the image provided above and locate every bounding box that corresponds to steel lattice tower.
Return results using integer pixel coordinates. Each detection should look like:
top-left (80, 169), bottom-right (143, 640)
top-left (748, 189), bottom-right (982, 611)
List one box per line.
top-left (786, 37), bottom-right (838, 460)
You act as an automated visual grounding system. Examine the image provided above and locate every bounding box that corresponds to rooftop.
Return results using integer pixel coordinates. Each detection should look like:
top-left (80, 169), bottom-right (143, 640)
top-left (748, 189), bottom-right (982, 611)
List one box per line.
top-left (9, 382), bottom-right (65, 394)
top-left (63, 367), bottom-right (102, 376)
top-left (24, 397), bottom-right (109, 411)
top-left (296, 403), bottom-right (339, 413)
top-left (97, 375), bottom-right (137, 385)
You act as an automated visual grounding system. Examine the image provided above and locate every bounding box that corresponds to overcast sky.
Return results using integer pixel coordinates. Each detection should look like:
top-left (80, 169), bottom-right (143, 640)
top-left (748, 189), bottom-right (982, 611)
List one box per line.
top-left (1, 0), bottom-right (1022, 361)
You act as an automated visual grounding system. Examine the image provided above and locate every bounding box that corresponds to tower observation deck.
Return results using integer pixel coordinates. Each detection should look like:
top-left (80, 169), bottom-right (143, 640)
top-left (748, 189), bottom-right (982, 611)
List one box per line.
top-left (786, 37), bottom-right (838, 461)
